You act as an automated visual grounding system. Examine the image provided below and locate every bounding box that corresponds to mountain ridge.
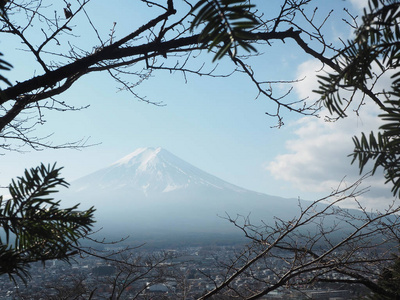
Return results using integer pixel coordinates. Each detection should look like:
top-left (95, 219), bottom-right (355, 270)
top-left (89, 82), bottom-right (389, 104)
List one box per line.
top-left (60, 147), bottom-right (309, 241)
top-left (71, 147), bottom-right (255, 196)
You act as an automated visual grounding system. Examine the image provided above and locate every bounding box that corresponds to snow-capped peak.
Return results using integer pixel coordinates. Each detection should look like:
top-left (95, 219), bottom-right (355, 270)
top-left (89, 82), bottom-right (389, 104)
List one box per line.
top-left (112, 147), bottom-right (162, 168)
top-left (73, 147), bottom-right (248, 196)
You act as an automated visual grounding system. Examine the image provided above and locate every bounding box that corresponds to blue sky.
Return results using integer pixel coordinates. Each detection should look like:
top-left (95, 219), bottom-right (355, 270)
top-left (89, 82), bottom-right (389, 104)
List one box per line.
top-left (1, 0), bottom-right (393, 209)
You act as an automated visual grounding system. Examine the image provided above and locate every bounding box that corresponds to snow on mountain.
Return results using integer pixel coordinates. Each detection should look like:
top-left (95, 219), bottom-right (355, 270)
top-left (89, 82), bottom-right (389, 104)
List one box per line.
top-left (60, 147), bottom-right (306, 240)
top-left (58, 148), bottom-right (368, 245)
top-left (71, 147), bottom-right (249, 196)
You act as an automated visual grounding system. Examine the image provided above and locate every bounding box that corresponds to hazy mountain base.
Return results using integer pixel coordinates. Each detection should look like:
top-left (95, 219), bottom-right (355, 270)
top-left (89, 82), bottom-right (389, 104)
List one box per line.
top-left (57, 148), bottom-right (376, 248)
top-left (60, 184), bottom-right (364, 249)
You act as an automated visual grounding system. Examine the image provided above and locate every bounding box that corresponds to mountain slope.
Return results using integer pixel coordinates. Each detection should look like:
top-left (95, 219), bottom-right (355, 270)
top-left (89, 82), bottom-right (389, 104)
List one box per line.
top-left (60, 147), bottom-right (307, 241)
top-left (71, 147), bottom-right (251, 196)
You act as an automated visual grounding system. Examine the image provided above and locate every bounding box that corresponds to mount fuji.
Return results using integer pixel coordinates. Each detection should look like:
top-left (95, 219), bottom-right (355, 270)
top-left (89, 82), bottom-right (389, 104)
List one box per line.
top-left (71, 147), bottom-right (251, 196)
top-left (60, 147), bottom-right (305, 243)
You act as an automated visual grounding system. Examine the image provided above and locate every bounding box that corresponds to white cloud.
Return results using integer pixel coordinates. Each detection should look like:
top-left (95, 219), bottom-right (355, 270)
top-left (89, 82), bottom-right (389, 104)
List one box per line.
top-left (266, 112), bottom-right (394, 209)
top-left (268, 113), bottom-right (373, 189)
top-left (266, 59), bottom-right (395, 209)
top-left (294, 59), bottom-right (329, 102)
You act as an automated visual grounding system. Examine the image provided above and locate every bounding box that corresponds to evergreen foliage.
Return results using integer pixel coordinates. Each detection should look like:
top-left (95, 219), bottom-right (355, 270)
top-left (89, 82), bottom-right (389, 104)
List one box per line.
top-left (316, 0), bottom-right (400, 197)
top-left (0, 0), bottom-right (11, 91)
top-left (190, 0), bottom-right (258, 61)
top-left (0, 53), bottom-right (11, 88)
top-left (0, 163), bottom-right (95, 282)
top-left (0, 2), bottom-right (94, 282)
